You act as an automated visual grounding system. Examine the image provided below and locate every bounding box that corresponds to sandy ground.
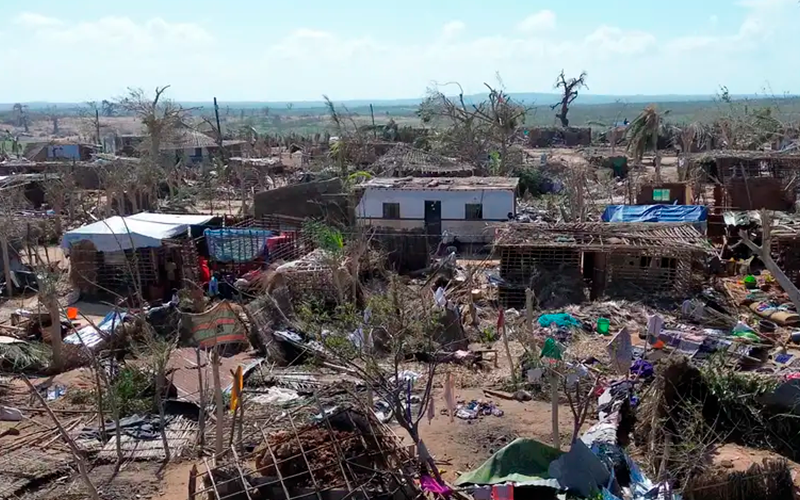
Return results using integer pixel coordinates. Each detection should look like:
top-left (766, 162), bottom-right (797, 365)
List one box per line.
top-left (413, 387), bottom-right (595, 482)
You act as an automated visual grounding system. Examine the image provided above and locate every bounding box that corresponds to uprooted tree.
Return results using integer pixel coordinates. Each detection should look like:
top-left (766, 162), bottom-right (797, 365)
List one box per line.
top-left (551, 70), bottom-right (588, 128)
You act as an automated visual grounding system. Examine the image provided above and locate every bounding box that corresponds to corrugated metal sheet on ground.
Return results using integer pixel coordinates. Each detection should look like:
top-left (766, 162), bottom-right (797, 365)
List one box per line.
top-left (601, 205), bottom-right (708, 223)
top-left (96, 416), bottom-right (197, 462)
top-left (132, 347), bottom-right (264, 406)
top-left (63, 310), bottom-right (126, 348)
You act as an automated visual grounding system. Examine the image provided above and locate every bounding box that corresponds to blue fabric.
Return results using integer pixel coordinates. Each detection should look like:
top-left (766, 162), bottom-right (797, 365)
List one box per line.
top-left (601, 205), bottom-right (708, 223)
top-left (204, 228), bottom-right (273, 263)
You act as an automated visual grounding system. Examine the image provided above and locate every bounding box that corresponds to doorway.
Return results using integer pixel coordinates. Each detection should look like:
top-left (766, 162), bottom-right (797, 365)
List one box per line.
top-left (424, 200), bottom-right (442, 239)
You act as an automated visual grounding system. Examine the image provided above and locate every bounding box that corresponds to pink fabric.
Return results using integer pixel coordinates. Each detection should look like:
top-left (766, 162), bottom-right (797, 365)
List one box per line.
top-left (491, 485), bottom-right (514, 500)
top-left (420, 475), bottom-right (452, 496)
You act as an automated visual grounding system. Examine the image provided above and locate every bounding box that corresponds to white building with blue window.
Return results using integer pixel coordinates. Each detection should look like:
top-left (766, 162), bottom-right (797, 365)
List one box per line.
top-left (355, 177), bottom-right (519, 242)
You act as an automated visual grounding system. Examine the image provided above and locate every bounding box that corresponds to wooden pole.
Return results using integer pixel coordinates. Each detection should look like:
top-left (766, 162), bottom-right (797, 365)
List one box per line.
top-left (196, 348), bottom-right (205, 455)
top-left (740, 210), bottom-right (800, 311)
top-left (369, 104), bottom-right (377, 139)
top-left (45, 295), bottom-right (63, 371)
top-left (1, 236), bottom-right (13, 299)
top-left (501, 317), bottom-right (516, 387)
top-left (188, 464), bottom-right (198, 500)
top-left (212, 348), bottom-right (224, 458)
top-left (22, 376), bottom-right (101, 500)
top-left (551, 367), bottom-right (560, 450)
top-left (525, 288), bottom-right (533, 335)
top-left (230, 446), bottom-right (253, 500)
top-left (237, 394), bottom-right (244, 453)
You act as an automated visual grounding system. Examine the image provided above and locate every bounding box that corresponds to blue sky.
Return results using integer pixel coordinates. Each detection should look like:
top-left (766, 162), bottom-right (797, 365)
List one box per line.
top-left (0, 0), bottom-right (797, 102)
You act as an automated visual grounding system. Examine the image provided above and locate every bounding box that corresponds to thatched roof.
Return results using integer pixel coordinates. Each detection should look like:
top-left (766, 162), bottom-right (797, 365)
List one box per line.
top-left (494, 222), bottom-right (710, 253)
top-left (372, 144), bottom-right (476, 176)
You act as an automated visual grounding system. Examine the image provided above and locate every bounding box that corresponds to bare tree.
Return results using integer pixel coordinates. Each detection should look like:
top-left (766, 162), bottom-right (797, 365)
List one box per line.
top-left (552, 70), bottom-right (588, 128)
top-left (418, 79), bottom-right (529, 172)
top-left (101, 99), bottom-right (118, 117)
top-left (118, 86), bottom-right (189, 161)
top-left (117, 86), bottom-right (194, 209)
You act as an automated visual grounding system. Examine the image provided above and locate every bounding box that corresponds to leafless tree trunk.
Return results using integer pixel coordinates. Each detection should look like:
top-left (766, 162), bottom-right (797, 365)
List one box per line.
top-left (44, 294), bottom-right (63, 371)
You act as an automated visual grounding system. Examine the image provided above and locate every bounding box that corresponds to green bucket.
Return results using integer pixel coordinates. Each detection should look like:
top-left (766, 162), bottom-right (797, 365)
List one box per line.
top-left (597, 317), bottom-right (610, 335)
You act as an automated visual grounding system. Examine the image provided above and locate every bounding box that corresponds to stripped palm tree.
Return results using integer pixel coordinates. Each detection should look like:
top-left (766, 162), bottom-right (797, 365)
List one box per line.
top-left (626, 105), bottom-right (669, 182)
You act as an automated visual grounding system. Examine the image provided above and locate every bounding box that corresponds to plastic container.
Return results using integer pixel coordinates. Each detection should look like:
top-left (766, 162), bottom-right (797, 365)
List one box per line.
top-left (66, 307), bottom-right (78, 320)
top-left (597, 317), bottom-right (610, 335)
top-left (744, 275), bottom-right (758, 290)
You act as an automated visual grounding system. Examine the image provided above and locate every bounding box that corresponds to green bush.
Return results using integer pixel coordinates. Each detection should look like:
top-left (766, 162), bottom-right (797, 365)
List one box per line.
top-left (105, 366), bottom-right (154, 417)
top-left (515, 166), bottom-right (546, 197)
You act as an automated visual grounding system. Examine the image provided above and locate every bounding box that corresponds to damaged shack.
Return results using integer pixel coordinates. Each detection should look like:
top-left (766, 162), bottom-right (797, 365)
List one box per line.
top-left (494, 222), bottom-right (710, 307)
top-left (61, 212), bottom-right (220, 302)
top-left (683, 151), bottom-right (800, 211)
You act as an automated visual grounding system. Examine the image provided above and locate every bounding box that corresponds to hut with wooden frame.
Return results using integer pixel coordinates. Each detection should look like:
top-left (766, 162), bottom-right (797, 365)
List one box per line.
top-left (681, 151), bottom-right (800, 211)
top-left (61, 213), bottom-right (220, 303)
top-left (494, 222), bottom-right (710, 307)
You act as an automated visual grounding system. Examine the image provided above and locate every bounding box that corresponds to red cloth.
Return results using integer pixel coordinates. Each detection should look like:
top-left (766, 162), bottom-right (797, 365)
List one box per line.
top-left (198, 256), bottom-right (211, 284)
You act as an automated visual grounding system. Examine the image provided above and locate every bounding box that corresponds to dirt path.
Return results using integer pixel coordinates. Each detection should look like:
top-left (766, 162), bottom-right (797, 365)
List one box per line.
top-left (406, 387), bottom-right (595, 482)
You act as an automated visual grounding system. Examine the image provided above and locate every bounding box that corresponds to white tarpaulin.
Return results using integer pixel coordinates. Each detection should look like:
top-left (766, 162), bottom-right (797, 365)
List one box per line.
top-left (61, 212), bottom-right (214, 253)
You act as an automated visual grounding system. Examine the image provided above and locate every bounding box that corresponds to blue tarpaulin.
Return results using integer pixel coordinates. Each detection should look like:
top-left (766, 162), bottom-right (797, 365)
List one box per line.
top-left (204, 228), bottom-right (273, 263)
top-left (601, 205), bottom-right (707, 223)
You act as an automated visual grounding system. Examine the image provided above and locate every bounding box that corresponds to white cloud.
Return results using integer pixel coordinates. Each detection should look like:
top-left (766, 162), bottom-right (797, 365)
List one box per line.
top-left (14, 12), bottom-right (62, 27)
top-left (585, 26), bottom-right (656, 56)
top-left (1, 1), bottom-right (799, 102)
top-left (516, 10), bottom-right (556, 33)
top-left (35, 16), bottom-right (213, 47)
top-left (441, 21), bottom-right (465, 40)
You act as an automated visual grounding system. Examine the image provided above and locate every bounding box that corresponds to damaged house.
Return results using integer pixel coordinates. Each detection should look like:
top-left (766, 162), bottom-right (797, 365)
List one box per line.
top-left (355, 176), bottom-right (518, 272)
top-left (356, 177), bottom-right (518, 243)
top-left (494, 222), bottom-right (710, 307)
top-left (683, 151), bottom-right (800, 211)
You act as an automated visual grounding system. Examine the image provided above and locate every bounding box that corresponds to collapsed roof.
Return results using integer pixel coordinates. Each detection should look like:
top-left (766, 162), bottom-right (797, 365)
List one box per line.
top-left (61, 212), bottom-right (215, 253)
top-left (494, 222), bottom-right (710, 254)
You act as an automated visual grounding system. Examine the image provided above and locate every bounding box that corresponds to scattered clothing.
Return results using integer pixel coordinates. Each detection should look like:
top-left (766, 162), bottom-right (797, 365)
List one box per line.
top-left (538, 313), bottom-right (580, 329)
top-left (420, 475), bottom-right (452, 496)
top-left (455, 400), bottom-right (504, 420)
top-left (630, 359), bottom-right (654, 379)
top-left (491, 484), bottom-right (514, 500)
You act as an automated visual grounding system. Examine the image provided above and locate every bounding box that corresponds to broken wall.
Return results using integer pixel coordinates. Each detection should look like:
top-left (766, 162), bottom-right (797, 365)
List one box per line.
top-left (254, 178), bottom-right (352, 225)
top-left (527, 127), bottom-right (591, 148)
top-left (726, 178), bottom-right (793, 211)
